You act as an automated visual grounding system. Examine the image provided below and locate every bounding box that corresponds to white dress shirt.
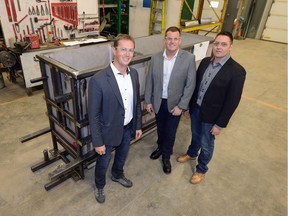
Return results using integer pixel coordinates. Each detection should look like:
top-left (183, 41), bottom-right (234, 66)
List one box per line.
top-left (162, 49), bottom-right (178, 99)
top-left (111, 63), bottom-right (133, 126)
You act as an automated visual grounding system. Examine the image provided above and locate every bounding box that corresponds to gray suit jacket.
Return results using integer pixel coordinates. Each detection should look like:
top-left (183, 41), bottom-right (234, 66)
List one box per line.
top-left (88, 65), bottom-right (142, 147)
top-left (145, 49), bottom-right (196, 113)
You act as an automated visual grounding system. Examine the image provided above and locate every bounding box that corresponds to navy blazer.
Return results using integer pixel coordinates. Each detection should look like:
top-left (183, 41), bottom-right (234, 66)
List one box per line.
top-left (88, 65), bottom-right (142, 147)
top-left (190, 57), bottom-right (246, 128)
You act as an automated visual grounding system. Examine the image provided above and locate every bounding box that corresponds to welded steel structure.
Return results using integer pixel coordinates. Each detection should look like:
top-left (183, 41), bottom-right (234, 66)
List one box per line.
top-left (32, 33), bottom-right (212, 190)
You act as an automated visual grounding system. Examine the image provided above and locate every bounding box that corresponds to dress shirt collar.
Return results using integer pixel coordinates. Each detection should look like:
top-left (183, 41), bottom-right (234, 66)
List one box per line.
top-left (110, 62), bottom-right (130, 75)
top-left (211, 54), bottom-right (231, 67)
top-left (163, 49), bottom-right (179, 60)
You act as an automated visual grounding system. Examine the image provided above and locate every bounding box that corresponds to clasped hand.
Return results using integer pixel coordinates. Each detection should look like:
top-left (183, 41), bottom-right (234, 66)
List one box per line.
top-left (170, 106), bottom-right (182, 116)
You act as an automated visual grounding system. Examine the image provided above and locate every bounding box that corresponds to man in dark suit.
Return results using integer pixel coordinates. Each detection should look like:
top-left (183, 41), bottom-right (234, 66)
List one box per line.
top-left (145, 26), bottom-right (196, 174)
top-left (88, 34), bottom-right (142, 203)
top-left (177, 31), bottom-right (246, 184)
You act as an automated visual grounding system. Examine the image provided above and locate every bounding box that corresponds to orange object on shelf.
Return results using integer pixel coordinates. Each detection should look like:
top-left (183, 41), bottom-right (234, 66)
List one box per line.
top-left (25, 34), bottom-right (40, 49)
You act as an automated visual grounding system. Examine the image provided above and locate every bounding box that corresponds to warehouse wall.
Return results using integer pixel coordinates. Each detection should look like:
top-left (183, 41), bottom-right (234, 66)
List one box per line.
top-left (129, 0), bottom-right (150, 37)
top-left (0, 0), bottom-right (182, 45)
top-left (1, 0), bottom-right (287, 44)
top-left (129, 0), bottom-right (182, 38)
top-left (0, 0), bottom-right (98, 47)
top-left (261, 0), bottom-right (287, 43)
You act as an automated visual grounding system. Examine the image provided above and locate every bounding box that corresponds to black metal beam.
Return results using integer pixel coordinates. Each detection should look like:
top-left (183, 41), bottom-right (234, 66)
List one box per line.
top-left (20, 127), bottom-right (51, 143)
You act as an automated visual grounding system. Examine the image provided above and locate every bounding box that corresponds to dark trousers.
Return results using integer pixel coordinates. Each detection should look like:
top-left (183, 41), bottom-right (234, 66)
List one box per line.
top-left (155, 99), bottom-right (181, 160)
top-left (95, 123), bottom-right (132, 189)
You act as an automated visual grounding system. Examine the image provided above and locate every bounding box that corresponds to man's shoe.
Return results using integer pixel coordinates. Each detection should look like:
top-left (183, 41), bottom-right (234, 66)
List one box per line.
top-left (190, 172), bottom-right (205, 184)
top-left (111, 175), bottom-right (133, 188)
top-left (162, 159), bottom-right (171, 174)
top-left (176, 154), bottom-right (197, 163)
top-left (95, 189), bottom-right (105, 203)
top-left (150, 148), bottom-right (162, 160)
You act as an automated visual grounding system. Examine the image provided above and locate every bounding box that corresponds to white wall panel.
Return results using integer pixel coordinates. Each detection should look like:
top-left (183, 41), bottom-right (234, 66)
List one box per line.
top-left (262, 0), bottom-right (287, 43)
top-left (269, 1), bottom-right (287, 15)
top-left (262, 28), bottom-right (287, 43)
top-left (129, 0), bottom-right (151, 37)
top-left (265, 16), bottom-right (287, 30)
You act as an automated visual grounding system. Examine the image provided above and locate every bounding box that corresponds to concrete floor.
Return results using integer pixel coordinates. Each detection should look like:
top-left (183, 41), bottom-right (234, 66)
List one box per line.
top-left (0, 38), bottom-right (287, 216)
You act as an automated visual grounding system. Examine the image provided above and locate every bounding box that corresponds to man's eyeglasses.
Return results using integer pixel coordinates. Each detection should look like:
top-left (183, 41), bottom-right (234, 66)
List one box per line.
top-left (213, 42), bottom-right (230, 47)
top-left (116, 47), bottom-right (135, 54)
top-left (165, 37), bottom-right (181, 42)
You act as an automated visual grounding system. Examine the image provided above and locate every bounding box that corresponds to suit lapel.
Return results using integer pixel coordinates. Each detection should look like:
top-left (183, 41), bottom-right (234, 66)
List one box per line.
top-left (159, 54), bottom-right (164, 86)
top-left (203, 57), bottom-right (232, 88)
top-left (106, 68), bottom-right (124, 108)
top-left (130, 70), bottom-right (137, 107)
top-left (213, 57), bottom-right (232, 79)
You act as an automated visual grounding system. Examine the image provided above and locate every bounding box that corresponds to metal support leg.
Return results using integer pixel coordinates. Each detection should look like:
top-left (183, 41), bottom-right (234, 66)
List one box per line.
top-left (20, 127), bottom-right (51, 143)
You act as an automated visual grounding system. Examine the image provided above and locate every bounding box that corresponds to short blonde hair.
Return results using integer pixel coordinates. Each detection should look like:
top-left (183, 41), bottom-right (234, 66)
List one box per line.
top-left (113, 34), bottom-right (135, 48)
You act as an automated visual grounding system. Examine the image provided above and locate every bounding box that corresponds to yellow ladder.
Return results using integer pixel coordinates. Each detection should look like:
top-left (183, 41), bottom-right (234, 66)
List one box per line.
top-left (149, 0), bottom-right (167, 35)
top-left (178, 0), bottom-right (228, 34)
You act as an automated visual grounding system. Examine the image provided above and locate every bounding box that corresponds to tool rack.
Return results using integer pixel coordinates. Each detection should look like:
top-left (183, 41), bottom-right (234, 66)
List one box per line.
top-left (30, 33), bottom-right (213, 190)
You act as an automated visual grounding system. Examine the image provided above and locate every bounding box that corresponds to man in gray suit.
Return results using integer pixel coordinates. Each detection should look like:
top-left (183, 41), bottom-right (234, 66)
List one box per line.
top-left (88, 34), bottom-right (142, 203)
top-left (145, 26), bottom-right (196, 174)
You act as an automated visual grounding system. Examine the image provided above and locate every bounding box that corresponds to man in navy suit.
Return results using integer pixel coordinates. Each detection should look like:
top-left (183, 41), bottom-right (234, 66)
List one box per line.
top-left (88, 34), bottom-right (142, 203)
top-left (177, 31), bottom-right (246, 184)
top-left (145, 26), bottom-right (196, 174)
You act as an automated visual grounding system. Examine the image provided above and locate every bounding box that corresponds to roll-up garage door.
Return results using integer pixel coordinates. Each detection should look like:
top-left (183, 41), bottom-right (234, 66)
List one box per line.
top-left (262, 0), bottom-right (287, 43)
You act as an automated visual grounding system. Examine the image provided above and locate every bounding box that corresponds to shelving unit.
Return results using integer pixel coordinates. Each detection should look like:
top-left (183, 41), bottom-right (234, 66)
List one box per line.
top-left (98, 0), bottom-right (129, 36)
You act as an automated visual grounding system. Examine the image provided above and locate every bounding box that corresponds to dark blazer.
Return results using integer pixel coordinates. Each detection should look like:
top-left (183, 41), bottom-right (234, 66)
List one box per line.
top-left (190, 57), bottom-right (246, 128)
top-left (88, 65), bottom-right (142, 148)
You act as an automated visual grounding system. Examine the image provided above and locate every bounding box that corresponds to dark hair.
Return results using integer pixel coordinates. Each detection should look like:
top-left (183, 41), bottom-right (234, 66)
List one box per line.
top-left (165, 26), bottom-right (181, 36)
top-left (216, 31), bottom-right (233, 44)
top-left (113, 34), bottom-right (135, 48)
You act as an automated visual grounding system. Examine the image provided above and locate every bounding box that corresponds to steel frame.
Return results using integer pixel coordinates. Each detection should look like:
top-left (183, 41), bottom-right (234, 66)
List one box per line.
top-left (30, 50), bottom-right (157, 191)
top-left (29, 33), bottom-right (213, 191)
top-left (179, 0), bottom-right (228, 34)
